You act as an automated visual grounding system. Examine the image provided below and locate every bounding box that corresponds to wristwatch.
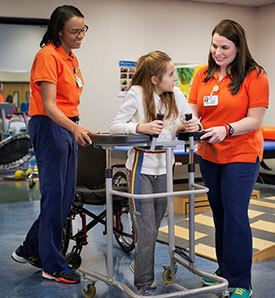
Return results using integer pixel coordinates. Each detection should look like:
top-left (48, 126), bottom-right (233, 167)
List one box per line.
top-left (227, 124), bottom-right (234, 137)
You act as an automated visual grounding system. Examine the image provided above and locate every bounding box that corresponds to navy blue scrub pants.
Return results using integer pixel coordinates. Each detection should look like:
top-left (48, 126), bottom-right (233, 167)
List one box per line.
top-left (22, 116), bottom-right (78, 274)
top-left (198, 157), bottom-right (259, 290)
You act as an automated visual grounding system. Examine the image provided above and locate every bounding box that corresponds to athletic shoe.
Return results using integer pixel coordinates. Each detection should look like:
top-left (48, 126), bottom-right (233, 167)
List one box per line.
top-left (42, 268), bottom-right (80, 284)
top-left (202, 268), bottom-right (221, 286)
top-left (137, 285), bottom-right (155, 296)
top-left (231, 288), bottom-right (253, 297)
top-left (11, 245), bottom-right (42, 268)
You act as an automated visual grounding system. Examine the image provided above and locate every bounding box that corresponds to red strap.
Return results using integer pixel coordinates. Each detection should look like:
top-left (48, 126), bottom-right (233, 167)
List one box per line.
top-left (223, 124), bottom-right (229, 137)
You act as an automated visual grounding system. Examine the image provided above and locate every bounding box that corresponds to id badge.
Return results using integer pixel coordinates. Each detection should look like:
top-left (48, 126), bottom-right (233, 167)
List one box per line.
top-left (203, 95), bottom-right (218, 106)
top-left (76, 76), bottom-right (83, 88)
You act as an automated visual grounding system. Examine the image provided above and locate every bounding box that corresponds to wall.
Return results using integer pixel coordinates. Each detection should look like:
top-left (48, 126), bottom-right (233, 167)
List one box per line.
top-left (0, 71), bottom-right (29, 82)
top-left (0, 24), bottom-right (46, 72)
top-left (0, 0), bottom-right (273, 129)
top-left (256, 4), bottom-right (275, 125)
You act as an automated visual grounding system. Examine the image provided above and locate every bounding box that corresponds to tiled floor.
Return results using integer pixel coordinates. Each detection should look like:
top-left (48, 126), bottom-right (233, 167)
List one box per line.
top-left (159, 196), bottom-right (275, 262)
top-left (0, 180), bottom-right (275, 297)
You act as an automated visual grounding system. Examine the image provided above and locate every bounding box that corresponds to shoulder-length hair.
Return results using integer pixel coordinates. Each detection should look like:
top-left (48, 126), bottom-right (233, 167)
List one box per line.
top-left (205, 19), bottom-right (264, 94)
top-left (40, 5), bottom-right (84, 48)
top-left (130, 50), bottom-right (178, 122)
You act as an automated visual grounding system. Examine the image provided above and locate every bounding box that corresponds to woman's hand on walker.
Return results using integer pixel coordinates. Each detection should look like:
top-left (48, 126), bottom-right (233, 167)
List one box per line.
top-left (200, 126), bottom-right (227, 144)
top-left (180, 118), bottom-right (201, 132)
top-left (136, 120), bottom-right (163, 135)
top-left (74, 126), bottom-right (99, 146)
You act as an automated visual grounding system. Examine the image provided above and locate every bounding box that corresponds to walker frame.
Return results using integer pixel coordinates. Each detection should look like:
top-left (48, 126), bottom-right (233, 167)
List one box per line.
top-left (79, 133), bottom-right (229, 298)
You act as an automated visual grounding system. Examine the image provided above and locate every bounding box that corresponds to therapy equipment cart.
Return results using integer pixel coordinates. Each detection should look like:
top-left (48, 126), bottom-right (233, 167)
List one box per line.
top-left (80, 133), bottom-right (229, 298)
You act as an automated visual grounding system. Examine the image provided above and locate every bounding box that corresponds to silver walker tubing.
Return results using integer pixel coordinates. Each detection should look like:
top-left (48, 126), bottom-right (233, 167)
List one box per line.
top-left (78, 138), bottom-right (229, 297)
top-left (106, 148), bottom-right (113, 278)
top-left (80, 266), bottom-right (228, 298)
top-left (110, 187), bottom-right (208, 199)
top-left (188, 136), bottom-right (195, 264)
top-left (166, 148), bottom-right (176, 276)
top-left (81, 266), bottom-right (228, 298)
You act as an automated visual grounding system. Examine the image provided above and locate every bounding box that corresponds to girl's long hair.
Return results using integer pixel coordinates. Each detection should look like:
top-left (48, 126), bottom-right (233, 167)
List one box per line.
top-left (130, 51), bottom-right (178, 121)
top-left (205, 19), bottom-right (264, 95)
top-left (40, 5), bottom-right (84, 48)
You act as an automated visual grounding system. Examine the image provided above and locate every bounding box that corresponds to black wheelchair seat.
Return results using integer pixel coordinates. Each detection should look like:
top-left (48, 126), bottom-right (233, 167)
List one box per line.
top-left (75, 186), bottom-right (106, 205)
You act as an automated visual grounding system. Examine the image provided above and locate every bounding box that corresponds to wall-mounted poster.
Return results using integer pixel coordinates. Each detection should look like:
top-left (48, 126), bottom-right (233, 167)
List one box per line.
top-left (118, 60), bottom-right (137, 97)
top-left (175, 64), bottom-right (204, 98)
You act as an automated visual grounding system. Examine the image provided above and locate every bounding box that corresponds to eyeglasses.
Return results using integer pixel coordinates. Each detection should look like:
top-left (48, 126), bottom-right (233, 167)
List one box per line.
top-left (66, 24), bottom-right (89, 36)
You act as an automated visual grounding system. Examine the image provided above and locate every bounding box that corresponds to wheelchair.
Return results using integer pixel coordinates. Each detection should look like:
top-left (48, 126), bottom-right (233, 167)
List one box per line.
top-left (62, 144), bottom-right (135, 270)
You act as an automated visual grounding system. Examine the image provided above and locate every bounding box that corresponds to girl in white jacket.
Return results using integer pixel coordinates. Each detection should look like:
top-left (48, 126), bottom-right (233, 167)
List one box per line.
top-left (110, 51), bottom-right (199, 296)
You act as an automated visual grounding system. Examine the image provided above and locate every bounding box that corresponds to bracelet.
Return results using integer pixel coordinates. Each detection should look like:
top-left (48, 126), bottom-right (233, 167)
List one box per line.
top-left (223, 124), bottom-right (229, 137)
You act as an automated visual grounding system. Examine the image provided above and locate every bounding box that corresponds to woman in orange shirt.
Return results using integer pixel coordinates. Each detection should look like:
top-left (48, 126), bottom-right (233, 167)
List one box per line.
top-left (11, 5), bottom-right (94, 284)
top-left (189, 19), bottom-right (269, 298)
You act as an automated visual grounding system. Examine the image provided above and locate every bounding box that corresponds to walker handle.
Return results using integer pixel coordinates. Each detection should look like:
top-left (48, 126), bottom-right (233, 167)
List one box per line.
top-left (185, 113), bottom-right (192, 121)
top-left (153, 113), bottom-right (164, 138)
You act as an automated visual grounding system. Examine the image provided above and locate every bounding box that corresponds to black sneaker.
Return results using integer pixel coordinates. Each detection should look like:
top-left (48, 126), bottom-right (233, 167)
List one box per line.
top-left (42, 268), bottom-right (81, 284)
top-left (11, 245), bottom-right (42, 268)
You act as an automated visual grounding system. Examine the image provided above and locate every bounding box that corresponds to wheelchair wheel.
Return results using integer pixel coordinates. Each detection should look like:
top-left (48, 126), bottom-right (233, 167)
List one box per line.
top-left (112, 170), bottom-right (127, 188)
top-left (65, 251), bottom-right (82, 270)
top-left (112, 170), bottom-right (135, 252)
top-left (113, 206), bottom-right (135, 252)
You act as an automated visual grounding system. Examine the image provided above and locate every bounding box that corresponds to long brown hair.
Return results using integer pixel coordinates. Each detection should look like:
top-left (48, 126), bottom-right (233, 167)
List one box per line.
top-left (130, 51), bottom-right (178, 121)
top-left (205, 19), bottom-right (264, 95)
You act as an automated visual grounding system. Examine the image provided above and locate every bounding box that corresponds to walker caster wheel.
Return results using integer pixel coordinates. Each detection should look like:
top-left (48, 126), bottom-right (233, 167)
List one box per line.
top-left (162, 267), bottom-right (176, 285)
top-left (82, 283), bottom-right (96, 298)
top-left (65, 252), bottom-right (82, 269)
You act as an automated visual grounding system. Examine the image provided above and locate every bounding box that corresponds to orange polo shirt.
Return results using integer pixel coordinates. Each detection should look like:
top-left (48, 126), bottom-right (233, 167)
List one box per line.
top-left (28, 43), bottom-right (84, 117)
top-left (189, 66), bottom-right (269, 163)
top-left (0, 93), bottom-right (4, 103)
